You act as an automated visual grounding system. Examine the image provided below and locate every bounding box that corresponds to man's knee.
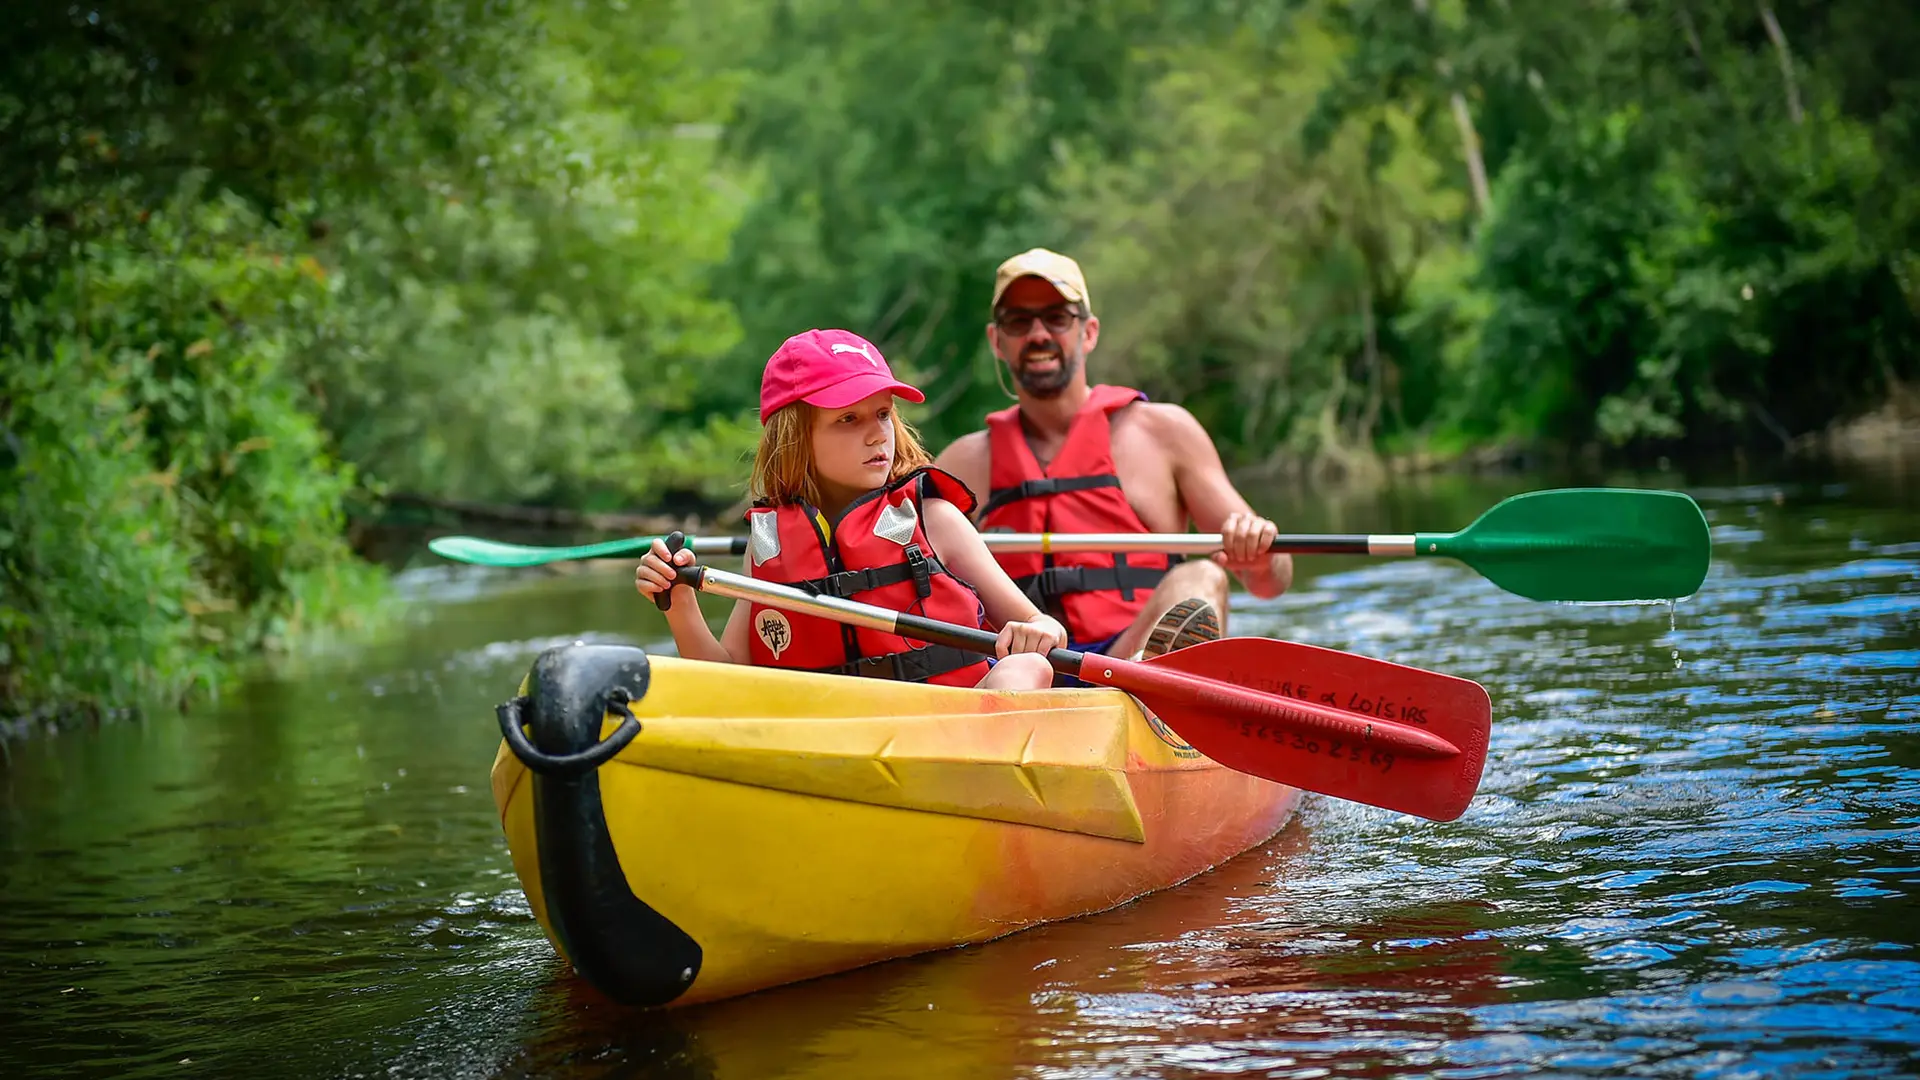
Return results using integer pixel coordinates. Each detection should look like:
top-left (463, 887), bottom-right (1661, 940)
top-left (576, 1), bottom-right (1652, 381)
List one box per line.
top-left (1163, 558), bottom-right (1229, 599)
top-left (1153, 559), bottom-right (1231, 632)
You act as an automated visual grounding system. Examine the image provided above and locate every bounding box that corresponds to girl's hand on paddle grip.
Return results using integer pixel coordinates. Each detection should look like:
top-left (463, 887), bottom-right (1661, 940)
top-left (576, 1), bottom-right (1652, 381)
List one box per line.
top-left (997, 613), bottom-right (1067, 658)
top-left (1213, 511), bottom-right (1278, 573)
top-left (635, 538), bottom-right (697, 607)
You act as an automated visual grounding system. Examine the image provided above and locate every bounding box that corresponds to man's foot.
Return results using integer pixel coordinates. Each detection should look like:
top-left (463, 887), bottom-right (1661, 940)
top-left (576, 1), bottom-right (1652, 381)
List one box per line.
top-left (1140, 598), bottom-right (1221, 659)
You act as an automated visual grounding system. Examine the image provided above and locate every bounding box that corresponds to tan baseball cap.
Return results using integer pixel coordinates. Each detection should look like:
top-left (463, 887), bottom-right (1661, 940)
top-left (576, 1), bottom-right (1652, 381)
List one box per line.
top-left (991, 248), bottom-right (1092, 314)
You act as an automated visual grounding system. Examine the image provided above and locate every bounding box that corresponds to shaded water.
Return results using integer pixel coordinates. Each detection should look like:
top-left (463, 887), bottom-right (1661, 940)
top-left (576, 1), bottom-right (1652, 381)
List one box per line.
top-left (3, 462), bottom-right (1916, 1078)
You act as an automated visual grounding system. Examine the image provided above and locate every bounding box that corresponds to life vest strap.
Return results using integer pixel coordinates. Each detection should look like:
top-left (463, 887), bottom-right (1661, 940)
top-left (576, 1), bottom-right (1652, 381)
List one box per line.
top-left (1014, 558), bottom-right (1170, 605)
top-left (794, 546), bottom-right (946, 600)
top-left (982, 474), bottom-right (1122, 518)
top-left (813, 643), bottom-right (985, 683)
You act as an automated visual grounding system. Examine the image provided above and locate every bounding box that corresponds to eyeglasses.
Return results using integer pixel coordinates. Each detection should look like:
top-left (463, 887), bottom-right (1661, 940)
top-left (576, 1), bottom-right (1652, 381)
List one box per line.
top-left (993, 305), bottom-right (1084, 337)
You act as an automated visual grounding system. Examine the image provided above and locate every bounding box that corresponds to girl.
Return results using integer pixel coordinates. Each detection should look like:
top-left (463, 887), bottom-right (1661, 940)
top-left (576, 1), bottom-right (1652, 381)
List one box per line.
top-left (635, 328), bottom-right (1066, 690)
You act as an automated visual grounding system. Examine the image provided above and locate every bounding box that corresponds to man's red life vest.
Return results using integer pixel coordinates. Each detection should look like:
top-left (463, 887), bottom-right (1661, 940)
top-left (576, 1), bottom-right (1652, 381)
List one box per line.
top-left (979, 384), bottom-right (1170, 645)
top-left (744, 467), bottom-right (991, 687)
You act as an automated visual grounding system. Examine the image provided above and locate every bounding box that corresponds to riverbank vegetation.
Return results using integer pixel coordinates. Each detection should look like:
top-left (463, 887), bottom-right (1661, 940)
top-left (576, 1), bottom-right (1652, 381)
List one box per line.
top-left (4, 0), bottom-right (1915, 723)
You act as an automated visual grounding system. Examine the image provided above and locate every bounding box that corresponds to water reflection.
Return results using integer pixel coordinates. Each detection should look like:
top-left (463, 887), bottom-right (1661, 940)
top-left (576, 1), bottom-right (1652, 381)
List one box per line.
top-left (480, 825), bottom-right (1521, 1080)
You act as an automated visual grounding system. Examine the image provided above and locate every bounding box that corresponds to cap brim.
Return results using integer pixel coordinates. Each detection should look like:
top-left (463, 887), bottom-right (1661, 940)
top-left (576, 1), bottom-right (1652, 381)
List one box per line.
top-left (802, 373), bottom-right (926, 411)
top-left (991, 273), bottom-right (1085, 311)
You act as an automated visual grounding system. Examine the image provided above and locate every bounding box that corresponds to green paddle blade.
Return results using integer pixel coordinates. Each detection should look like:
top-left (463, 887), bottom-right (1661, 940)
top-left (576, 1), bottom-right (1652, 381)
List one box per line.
top-left (427, 534), bottom-right (662, 567)
top-left (1416, 488), bottom-right (1711, 602)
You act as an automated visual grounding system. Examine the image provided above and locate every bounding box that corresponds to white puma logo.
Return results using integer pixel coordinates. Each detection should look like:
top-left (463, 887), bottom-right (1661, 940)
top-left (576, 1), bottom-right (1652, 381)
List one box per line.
top-left (830, 342), bottom-right (879, 367)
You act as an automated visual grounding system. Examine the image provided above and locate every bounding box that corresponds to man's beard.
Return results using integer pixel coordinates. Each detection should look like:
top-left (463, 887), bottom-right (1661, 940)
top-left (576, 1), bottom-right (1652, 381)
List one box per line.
top-left (1013, 343), bottom-right (1078, 398)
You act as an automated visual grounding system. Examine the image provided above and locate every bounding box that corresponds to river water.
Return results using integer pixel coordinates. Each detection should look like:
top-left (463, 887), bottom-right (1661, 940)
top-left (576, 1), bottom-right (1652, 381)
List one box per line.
top-left (2, 461), bottom-right (1916, 1079)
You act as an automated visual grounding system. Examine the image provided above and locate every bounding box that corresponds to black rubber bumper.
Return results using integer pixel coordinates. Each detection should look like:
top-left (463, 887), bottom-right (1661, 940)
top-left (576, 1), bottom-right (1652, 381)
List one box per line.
top-left (496, 642), bottom-right (703, 1006)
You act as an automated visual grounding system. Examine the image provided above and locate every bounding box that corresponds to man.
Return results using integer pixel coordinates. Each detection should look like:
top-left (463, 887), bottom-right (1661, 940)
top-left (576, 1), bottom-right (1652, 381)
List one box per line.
top-left (933, 247), bottom-right (1293, 662)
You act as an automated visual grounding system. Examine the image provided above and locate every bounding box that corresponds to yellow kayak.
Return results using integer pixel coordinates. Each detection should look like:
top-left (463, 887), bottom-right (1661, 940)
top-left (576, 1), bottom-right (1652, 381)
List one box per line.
top-left (490, 642), bottom-right (1300, 1007)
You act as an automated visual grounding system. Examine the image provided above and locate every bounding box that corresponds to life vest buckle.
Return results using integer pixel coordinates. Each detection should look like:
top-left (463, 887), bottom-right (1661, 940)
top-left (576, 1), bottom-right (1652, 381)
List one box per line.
top-left (904, 543), bottom-right (933, 599)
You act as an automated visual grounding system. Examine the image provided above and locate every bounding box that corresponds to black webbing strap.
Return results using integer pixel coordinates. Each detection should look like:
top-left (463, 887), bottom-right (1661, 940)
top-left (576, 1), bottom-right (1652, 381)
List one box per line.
top-left (981, 474), bottom-right (1122, 518)
top-left (810, 644), bottom-right (984, 684)
top-left (792, 546), bottom-right (944, 600)
top-left (1012, 556), bottom-right (1169, 605)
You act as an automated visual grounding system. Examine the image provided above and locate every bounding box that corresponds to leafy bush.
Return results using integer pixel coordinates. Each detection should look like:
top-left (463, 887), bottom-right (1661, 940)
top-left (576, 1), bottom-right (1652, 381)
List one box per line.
top-left (2, 189), bottom-right (379, 722)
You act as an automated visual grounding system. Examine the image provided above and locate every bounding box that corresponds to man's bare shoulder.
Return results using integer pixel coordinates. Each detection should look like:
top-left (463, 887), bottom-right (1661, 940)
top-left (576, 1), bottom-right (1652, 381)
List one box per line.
top-left (1115, 399), bottom-right (1216, 453)
top-left (933, 429), bottom-right (991, 468)
top-left (932, 429), bottom-right (992, 492)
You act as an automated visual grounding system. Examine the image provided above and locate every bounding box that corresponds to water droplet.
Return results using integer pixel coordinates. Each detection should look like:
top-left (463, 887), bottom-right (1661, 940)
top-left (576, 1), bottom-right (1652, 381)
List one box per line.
top-left (1667, 600), bottom-right (1683, 668)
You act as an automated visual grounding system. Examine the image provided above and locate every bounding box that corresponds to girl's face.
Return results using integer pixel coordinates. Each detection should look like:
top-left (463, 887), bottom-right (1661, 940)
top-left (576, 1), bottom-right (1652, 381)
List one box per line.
top-left (810, 390), bottom-right (897, 508)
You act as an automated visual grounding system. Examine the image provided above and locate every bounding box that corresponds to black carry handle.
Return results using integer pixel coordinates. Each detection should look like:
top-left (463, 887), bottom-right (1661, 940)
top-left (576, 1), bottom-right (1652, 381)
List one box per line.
top-left (652, 531), bottom-right (687, 612)
top-left (494, 689), bottom-right (642, 778)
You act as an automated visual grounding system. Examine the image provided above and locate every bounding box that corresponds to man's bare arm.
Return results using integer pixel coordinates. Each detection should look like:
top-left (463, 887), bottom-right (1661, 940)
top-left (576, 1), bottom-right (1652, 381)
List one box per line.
top-left (1149, 404), bottom-right (1294, 598)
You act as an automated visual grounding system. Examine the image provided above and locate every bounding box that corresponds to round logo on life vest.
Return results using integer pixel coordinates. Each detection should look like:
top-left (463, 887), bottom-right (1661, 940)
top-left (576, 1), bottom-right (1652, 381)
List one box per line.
top-left (755, 609), bottom-right (794, 659)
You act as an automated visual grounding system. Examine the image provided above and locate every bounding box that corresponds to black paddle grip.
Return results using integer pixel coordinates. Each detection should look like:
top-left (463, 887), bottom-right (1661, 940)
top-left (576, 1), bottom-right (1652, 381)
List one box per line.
top-left (653, 531), bottom-right (686, 612)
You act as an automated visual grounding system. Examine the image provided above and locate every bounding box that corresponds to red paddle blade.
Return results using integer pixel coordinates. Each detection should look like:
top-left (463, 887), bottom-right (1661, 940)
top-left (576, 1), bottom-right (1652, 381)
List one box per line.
top-left (1077, 638), bottom-right (1491, 822)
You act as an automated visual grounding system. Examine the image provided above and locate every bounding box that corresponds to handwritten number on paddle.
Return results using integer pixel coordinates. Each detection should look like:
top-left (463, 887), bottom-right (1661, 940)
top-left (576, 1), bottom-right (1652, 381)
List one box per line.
top-left (1232, 720), bottom-right (1398, 774)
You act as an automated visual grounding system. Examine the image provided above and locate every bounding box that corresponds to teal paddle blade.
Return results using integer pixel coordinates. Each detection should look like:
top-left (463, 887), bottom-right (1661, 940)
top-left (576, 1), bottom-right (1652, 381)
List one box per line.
top-left (426, 534), bottom-right (663, 567)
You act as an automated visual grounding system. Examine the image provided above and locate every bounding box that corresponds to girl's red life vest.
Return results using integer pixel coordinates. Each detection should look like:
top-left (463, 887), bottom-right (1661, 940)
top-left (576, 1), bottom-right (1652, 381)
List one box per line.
top-left (979, 384), bottom-right (1170, 645)
top-left (743, 467), bottom-right (992, 687)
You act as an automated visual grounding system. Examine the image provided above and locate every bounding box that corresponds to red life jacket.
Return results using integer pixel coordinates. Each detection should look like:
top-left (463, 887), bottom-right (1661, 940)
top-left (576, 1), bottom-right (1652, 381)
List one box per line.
top-left (743, 467), bottom-right (992, 687)
top-left (979, 384), bottom-right (1170, 645)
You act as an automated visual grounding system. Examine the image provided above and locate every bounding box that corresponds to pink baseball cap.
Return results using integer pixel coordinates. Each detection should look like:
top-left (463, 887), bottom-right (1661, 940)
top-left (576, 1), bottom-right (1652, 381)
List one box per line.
top-left (758, 329), bottom-right (926, 423)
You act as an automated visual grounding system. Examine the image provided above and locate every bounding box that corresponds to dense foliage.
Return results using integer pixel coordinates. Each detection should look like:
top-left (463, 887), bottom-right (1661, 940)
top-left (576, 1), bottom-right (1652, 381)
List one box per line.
top-left (720, 0), bottom-right (1919, 465)
top-left (5, 0), bottom-right (1915, 721)
top-left (1, 0), bottom-right (743, 721)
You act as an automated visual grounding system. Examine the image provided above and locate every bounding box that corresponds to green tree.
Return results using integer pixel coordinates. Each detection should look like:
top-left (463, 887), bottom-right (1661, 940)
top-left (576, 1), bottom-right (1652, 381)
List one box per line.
top-left (1, 0), bottom-right (748, 722)
top-left (1449, 0), bottom-right (1920, 449)
top-left (299, 0), bottom-right (752, 509)
top-left (714, 0), bottom-right (1259, 447)
top-left (1044, 8), bottom-right (1470, 476)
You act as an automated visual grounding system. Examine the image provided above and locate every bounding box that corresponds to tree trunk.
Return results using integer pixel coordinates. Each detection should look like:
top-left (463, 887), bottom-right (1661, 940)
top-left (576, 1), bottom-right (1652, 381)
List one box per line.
top-left (1447, 90), bottom-right (1493, 216)
top-left (1411, 0), bottom-right (1492, 218)
top-left (1677, 3), bottom-right (1708, 67)
top-left (1357, 276), bottom-right (1384, 443)
top-left (1758, 3), bottom-right (1804, 125)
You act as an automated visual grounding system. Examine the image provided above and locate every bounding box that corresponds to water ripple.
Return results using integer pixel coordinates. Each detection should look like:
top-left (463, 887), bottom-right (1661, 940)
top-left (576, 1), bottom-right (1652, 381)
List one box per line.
top-left (2, 475), bottom-right (1916, 1078)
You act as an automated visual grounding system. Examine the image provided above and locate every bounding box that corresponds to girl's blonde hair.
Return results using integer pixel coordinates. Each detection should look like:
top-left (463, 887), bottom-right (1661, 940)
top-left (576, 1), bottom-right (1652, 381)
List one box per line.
top-left (749, 401), bottom-right (932, 507)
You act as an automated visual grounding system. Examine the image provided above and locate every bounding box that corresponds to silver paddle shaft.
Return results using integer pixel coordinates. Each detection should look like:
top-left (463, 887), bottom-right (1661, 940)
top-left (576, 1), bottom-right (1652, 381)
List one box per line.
top-left (978, 533), bottom-right (1418, 556)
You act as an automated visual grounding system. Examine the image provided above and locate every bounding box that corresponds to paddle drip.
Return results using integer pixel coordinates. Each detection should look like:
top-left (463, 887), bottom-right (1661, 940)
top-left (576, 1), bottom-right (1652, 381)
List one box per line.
top-left (1669, 599), bottom-right (1683, 669)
